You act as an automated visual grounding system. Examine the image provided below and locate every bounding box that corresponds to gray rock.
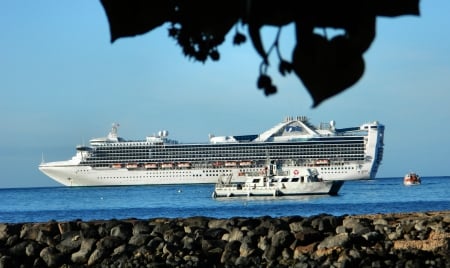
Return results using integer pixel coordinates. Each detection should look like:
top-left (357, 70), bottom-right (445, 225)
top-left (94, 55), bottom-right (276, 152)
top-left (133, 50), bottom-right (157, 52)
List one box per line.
top-left (5, 234), bottom-right (19, 246)
top-left (0, 256), bottom-right (12, 268)
top-left (111, 243), bottom-right (127, 257)
top-left (40, 247), bottom-right (62, 268)
top-left (87, 248), bottom-right (106, 266)
top-left (239, 241), bottom-right (256, 257)
top-left (414, 219), bottom-right (429, 232)
top-left (281, 247), bottom-right (293, 260)
top-left (318, 233), bottom-right (349, 249)
top-left (183, 216), bottom-right (210, 229)
top-left (79, 222), bottom-right (99, 239)
top-left (311, 215), bottom-right (339, 232)
top-left (71, 238), bottom-right (96, 264)
top-left (201, 239), bottom-right (226, 252)
top-left (110, 224), bottom-right (132, 240)
top-left (228, 227), bottom-right (244, 242)
top-left (289, 221), bottom-right (306, 233)
top-left (362, 231), bottom-right (382, 242)
top-left (132, 221), bottom-right (152, 235)
top-left (181, 235), bottom-right (195, 250)
top-left (399, 220), bottom-right (415, 234)
top-left (151, 220), bottom-right (172, 236)
top-left (373, 218), bottom-right (388, 226)
top-left (128, 233), bottom-right (151, 246)
top-left (336, 225), bottom-right (347, 234)
top-left (236, 218), bottom-right (261, 230)
top-left (235, 256), bottom-right (250, 266)
top-left (257, 236), bottom-right (270, 252)
top-left (9, 241), bottom-right (28, 256)
top-left (25, 241), bottom-right (42, 257)
top-left (221, 240), bottom-right (241, 264)
top-left (163, 228), bottom-right (184, 243)
top-left (20, 223), bottom-right (40, 240)
top-left (0, 224), bottom-right (9, 241)
top-left (266, 218), bottom-right (289, 237)
top-left (56, 231), bottom-right (82, 254)
top-left (352, 223), bottom-right (371, 236)
top-left (208, 219), bottom-right (231, 230)
top-left (342, 218), bottom-right (360, 231)
top-left (147, 236), bottom-right (164, 252)
top-left (206, 247), bottom-right (223, 264)
top-left (348, 248), bottom-right (361, 260)
top-left (96, 235), bottom-right (123, 251)
top-left (271, 230), bottom-right (294, 248)
top-left (36, 229), bottom-right (56, 246)
top-left (252, 225), bottom-right (269, 237)
top-left (263, 245), bottom-right (278, 261)
top-left (388, 231), bottom-right (401, 240)
top-left (162, 242), bottom-right (178, 256)
top-left (204, 227), bottom-right (228, 240)
top-left (294, 226), bottom-right (323, 245)
top-left (57, 222), bottom-right (75, 234)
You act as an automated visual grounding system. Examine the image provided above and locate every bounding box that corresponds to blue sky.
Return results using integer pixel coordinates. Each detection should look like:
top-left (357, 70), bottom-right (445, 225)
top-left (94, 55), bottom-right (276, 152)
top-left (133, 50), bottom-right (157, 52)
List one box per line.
top-left (1, 1), bottom-right (449, 188)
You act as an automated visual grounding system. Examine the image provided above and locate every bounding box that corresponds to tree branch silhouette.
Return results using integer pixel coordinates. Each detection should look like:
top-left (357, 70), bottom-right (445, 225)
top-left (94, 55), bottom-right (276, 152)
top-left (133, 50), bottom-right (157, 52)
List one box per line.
top-left (100, 0), bottom-right (420, 107)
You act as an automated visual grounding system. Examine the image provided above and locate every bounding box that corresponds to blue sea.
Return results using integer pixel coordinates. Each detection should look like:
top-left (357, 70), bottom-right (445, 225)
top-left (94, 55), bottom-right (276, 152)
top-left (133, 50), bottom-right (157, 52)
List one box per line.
top-left (1, 177), bottom-right (449, 223)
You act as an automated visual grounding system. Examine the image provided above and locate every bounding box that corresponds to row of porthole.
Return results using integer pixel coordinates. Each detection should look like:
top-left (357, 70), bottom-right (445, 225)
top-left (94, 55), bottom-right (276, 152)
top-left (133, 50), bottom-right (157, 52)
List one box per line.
top-left (320, 167), bottom-right (355, 170)
top-left (97, 174), bottom-right (233, 180)
top-left (320, 171), bottom-right (349, 173)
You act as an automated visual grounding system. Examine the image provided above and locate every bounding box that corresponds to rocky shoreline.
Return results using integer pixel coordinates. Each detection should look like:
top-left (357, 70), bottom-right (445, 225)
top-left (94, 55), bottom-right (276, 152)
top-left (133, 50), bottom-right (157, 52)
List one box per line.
top-left (1, 211), bottom-right (449, 267)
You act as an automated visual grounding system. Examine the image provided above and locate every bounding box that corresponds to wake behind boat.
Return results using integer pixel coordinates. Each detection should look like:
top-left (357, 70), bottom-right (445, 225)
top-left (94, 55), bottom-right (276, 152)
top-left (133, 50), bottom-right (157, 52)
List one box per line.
top-left (212, 164), bottom-right (344, 198)
top-left (39, 116), bottom-right (384, 186)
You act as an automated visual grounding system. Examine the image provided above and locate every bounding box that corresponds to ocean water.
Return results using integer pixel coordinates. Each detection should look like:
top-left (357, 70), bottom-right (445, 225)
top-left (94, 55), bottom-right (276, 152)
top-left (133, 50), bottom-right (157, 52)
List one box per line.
top-left (0, 177), bottom-right (449, 223)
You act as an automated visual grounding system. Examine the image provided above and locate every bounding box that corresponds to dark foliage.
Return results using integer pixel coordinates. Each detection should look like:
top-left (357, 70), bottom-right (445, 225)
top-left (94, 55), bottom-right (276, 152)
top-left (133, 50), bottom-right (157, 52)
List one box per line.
top-left (100, 0), bottom-right (420, 107)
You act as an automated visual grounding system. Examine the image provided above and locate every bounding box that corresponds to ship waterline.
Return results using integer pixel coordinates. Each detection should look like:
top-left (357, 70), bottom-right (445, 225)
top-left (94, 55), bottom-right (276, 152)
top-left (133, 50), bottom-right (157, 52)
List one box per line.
top-left (39, 116), bottom-right (384, 186)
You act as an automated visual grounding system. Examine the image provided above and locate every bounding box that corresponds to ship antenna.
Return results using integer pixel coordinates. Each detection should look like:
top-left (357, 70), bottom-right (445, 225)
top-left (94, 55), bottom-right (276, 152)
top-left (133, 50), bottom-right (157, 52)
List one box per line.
top-left (41, 152), bottom-right (45, 164)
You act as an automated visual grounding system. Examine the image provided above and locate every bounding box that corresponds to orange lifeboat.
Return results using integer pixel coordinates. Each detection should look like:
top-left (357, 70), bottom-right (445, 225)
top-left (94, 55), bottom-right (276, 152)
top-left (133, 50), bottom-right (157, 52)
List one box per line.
top-left (404, 172), bottom-right (421, 186)
top-left (126, 163), bottom-right (138, 169)
top-left (144, 163), bottom-right (158, 169)
top-left (239, 161), bottom-right (252, 167)
top-left (213, 161), bottom-right (224, 167)
top-left (315, 159), bottom-right (330, 165)
top-left (178, 162), bottom-right (191, 168)
top-left (161, 163), bottom-right (174, 168)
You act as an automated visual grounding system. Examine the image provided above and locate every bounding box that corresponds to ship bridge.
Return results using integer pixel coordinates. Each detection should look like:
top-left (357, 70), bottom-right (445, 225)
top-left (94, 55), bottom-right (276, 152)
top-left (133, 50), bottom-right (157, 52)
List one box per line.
top-left (90, 123), bottom-right (125, 145)
top-left (254, 116), bottom-right (335, 142)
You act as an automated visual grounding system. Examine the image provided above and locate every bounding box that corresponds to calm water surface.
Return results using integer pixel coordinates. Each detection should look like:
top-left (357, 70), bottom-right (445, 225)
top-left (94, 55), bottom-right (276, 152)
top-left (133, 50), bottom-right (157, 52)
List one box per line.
top-left (0, 177), bottom-right (449, 223)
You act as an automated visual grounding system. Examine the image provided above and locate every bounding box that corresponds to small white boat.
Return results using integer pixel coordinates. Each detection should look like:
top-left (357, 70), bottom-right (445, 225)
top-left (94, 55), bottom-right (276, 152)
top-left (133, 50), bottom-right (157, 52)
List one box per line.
top-left (212, 164), bottom-right (343, 198)
top-left (404, 172), bottom-right (421, 186)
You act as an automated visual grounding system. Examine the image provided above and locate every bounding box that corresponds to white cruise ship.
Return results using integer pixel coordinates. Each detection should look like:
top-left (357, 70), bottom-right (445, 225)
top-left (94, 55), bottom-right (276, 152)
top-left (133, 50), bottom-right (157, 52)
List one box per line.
top-left (39, 116), bottom-right (384, 186)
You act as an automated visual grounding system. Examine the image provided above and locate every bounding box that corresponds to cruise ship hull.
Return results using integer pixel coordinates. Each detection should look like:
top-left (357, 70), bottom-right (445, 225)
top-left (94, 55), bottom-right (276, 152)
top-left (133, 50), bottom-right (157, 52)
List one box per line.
top-left (39, 117), bottom-right (384, 186)
top-left (39, 161), bottom-right (374, 187)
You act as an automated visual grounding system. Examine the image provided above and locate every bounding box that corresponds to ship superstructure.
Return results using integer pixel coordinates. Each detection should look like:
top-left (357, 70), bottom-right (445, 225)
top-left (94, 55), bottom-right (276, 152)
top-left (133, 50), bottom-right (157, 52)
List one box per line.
top-left (39, 116), bottom-right (384, 186)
